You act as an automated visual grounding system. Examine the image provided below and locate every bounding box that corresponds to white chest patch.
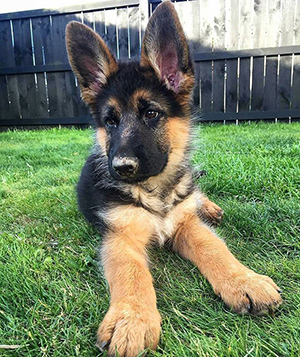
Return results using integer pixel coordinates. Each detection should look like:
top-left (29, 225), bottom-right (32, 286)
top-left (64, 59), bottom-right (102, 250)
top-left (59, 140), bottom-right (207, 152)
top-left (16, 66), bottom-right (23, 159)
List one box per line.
top-left (152, 215), bottom-right (177, 245)
top-left (151, 192), bottom-right (200, 245)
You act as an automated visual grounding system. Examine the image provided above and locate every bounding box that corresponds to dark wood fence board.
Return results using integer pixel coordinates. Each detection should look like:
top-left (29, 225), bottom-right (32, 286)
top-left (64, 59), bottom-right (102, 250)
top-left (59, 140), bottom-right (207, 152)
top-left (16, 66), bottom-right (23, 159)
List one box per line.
top-left (17, 76), bottom-right (31, 118)
top-left (251, 57), bottom-right (264, 111)
top-left (46, 72), bottom-right (58, 118)
top-left (21, 19), bottom-right (33, 65)
top-left (31, 17), bottom-right (48, 66)
top-left (226, 59), bottom-right (238, 113)
top-left (6, 75), bottom-right (21, 118)
top-left (48, 15), bottom-right (73, 118)
top-left (213, 61), bottom-right (225, 112)
top-left (292, 56), bottom-right (300, 110)
top-left (263, 57), bottom-right (278, 111)
top-left (0, 20), bottom-right (15, 67)
top-left (277, 55), bottom-right (292, 110)
top-left (12, 19), bottom-right (32, 119)
top-left (193, 63), bottom-right (200, 107)
top-left (0, 20), bottom-right (21, 119)
top-left (40, 16), bottom-right (55, 65)
top-left (43, 14), bottom-right (61, 118)
top-left (25, 73), bottom-right (39, 119)
top-left (34, 73), bottom-right (49, 118)
top-left (51, 15), bottom-right (70, 64)
top-left (22, 19), bottom-right (40, 119)
top-left (0, 76), bottom-right (10, 118)
top-left (239, 58), bottom-right (251, 112)
top-left (31, 16), bottom-right (50, 118)
top-left (199, 61), bottom-right (212, 112)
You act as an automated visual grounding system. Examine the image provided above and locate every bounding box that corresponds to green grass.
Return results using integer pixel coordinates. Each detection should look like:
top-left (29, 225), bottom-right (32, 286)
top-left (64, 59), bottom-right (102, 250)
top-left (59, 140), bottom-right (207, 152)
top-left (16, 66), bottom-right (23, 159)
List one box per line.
top-left (0, 122), bottom-right (299, 356)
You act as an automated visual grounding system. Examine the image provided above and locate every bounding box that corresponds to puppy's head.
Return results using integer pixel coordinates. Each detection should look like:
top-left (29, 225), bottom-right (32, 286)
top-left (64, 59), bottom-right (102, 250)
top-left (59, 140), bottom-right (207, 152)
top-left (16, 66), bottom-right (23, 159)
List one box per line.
top-left (66, 1), bottom-right (194, 183)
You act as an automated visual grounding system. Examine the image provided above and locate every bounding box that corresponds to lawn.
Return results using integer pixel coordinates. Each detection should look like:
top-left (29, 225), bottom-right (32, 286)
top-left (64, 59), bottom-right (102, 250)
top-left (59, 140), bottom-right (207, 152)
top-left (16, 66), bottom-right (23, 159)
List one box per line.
top-left (0, 122), bottom-right (299, 356)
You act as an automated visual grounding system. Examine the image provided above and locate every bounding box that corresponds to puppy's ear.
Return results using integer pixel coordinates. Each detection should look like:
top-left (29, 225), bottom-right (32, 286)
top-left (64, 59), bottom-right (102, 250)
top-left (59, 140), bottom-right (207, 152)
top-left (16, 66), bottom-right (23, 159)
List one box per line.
top-left (141, 1), bottom-right (194, 94)
top-left (66, 21), bottom-right (118, 107)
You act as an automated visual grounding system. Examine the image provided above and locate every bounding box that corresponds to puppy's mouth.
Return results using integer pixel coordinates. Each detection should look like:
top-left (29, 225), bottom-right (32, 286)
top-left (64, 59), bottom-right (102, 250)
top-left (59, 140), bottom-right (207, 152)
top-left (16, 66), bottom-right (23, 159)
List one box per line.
top-left (109, 167), bottom-right (151, 183)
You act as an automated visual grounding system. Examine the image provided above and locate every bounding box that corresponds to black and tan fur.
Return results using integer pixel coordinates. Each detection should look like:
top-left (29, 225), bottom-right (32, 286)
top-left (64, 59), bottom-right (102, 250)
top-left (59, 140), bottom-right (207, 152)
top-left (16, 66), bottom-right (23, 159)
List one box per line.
top-left (66, 2), bottom-right (282, 356)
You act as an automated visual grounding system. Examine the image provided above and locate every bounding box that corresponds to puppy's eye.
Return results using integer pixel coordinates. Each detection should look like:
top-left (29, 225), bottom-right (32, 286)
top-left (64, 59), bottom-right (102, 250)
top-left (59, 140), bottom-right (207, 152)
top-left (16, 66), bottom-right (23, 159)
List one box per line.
top-left (105, 117), bottom-right (118, 128)
top-left (145, 110), bottom-right (159, 120)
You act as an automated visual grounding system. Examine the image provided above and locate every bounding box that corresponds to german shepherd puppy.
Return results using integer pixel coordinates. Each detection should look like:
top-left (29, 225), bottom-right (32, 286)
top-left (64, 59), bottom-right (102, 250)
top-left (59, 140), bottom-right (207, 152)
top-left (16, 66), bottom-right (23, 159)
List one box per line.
top-left (66, 2), bottom-right (282, 355)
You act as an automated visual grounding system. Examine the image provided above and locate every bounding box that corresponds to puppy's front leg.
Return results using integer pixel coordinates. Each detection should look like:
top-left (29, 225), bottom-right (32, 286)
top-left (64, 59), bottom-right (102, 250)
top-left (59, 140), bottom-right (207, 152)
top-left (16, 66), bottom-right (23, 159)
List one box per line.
top-left (172, 212), bottom-right (282, 315)
top-left (97, 207), bottom-right (161, 357)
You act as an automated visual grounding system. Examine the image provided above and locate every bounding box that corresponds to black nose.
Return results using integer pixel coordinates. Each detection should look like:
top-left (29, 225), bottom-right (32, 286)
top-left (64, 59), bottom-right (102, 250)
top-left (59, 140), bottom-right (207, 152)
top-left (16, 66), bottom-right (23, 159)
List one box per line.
top-left (112, 156), bottom-right (139, 177)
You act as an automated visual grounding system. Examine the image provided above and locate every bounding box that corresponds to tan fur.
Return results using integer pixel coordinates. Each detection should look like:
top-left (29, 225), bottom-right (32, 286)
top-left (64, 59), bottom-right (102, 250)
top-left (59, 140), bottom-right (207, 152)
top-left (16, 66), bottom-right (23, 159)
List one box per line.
top-left (96, 128), bottom-right (108, 153)
top-left (106, 97), bottom-right (121, 113)
top-left (166, 117), bottom-right (190, 154)
top-left (171, 210), bottom-right (282, 314)
top-left (198, 194), bottom-right (224, 224)
top-left (130, 89), bottom-right (154, 108)
top-left (98, 206), bottom-right (161, 356)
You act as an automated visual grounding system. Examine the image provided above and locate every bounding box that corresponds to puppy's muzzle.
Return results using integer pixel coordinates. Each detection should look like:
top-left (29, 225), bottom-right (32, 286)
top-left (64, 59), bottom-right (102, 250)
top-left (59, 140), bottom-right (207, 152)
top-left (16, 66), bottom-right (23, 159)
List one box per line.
top-left (112, 156), bottom-right (139, 178)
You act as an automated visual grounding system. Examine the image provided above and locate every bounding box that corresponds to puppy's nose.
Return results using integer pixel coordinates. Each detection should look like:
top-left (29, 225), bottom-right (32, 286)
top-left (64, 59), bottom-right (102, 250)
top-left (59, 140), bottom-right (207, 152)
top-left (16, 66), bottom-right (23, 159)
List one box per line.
top-left (112, 156), bottom-right (139, 177)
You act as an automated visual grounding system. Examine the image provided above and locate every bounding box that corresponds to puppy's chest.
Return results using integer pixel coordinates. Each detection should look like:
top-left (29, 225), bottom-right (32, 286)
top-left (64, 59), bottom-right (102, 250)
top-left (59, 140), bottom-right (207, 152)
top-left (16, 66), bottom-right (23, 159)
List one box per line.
top-left (127, 174), bottom-right (196, 244)
top-left (130, 173), bottom-right (194, 216)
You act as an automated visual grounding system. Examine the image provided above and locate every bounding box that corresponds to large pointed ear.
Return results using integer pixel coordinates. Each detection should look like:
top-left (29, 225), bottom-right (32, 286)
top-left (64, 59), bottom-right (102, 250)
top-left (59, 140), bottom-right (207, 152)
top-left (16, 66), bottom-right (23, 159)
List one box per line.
top-left (141, 1), bottom-right (194, 94)
top-left (66, 21), bottom-right (118, 107)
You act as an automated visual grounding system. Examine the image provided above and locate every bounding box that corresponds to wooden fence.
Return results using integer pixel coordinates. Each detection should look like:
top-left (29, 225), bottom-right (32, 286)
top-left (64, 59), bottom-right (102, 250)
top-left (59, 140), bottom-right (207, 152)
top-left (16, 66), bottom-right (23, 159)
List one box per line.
top-left (0, 0), bottom-right (300, 126)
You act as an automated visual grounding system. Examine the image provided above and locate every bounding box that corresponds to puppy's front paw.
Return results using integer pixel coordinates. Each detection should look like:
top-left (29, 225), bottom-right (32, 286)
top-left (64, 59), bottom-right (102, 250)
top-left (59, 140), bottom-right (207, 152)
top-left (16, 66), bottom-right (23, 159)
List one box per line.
top-left (200, 199), bottom-right (224, 224)
top-left (215, 270), bottom-right (282, 315)
top-left (97, 301), bottom-right (161, 357)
